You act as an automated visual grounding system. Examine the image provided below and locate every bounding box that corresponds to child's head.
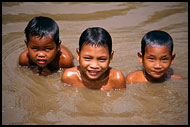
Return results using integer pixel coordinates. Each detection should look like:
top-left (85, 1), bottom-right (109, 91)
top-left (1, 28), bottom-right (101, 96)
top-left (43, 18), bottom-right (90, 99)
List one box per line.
top-left (79, 27), bottom-right (112, 55)
top-left (138, 30), bottom-right (176, 81)
top-left (77, 27), bottom-right (114, 81)
top-left (24, 16), bottom-right (60, 47)
top-left (141, 30), bottom-right (173, 57)
top-left (24, 16), bottom-right (61, 68)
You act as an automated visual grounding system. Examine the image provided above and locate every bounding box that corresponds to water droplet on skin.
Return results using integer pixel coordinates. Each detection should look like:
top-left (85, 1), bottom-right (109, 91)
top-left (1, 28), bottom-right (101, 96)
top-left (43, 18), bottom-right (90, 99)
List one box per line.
top-left (106, 91), bottom-right (112, 97)
top-left (168, 90), bottom-right (172, 95)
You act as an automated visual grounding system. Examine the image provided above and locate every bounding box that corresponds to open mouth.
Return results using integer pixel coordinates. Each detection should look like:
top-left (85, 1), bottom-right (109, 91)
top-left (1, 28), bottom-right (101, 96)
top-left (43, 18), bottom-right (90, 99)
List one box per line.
top-left (153, 71), bottom-right (163, 74)
top-left (37, 59), bottom-right (46, 64)
top-left (152, 71), bottom-right (164, 76)
top-left (88, 70), bottom-right (100, 76)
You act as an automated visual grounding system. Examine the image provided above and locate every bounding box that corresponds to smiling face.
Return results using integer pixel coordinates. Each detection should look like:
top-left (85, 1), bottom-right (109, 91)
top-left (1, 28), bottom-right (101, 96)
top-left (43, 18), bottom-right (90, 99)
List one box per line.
top-left (77, 44), bottom-right (113, 81)
top-left (138, 46), bottom-right (175, 80)
top-left (26, 35), bottom-right (60, 68)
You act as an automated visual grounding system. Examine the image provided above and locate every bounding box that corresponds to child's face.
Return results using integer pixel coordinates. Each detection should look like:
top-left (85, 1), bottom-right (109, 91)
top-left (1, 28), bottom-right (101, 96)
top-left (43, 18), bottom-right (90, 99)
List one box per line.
top-left (26, 35), bottom-right (60, 68)
top-left (77, 44), bottom-right (113, 81)
top-left (139, 46), bottom-right (175, 79)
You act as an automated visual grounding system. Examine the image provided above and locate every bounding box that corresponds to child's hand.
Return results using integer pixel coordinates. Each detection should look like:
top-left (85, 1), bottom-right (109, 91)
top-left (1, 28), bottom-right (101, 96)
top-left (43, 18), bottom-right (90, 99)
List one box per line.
top-left (41, 67), bottom-right (51, 76)
top-left (32, 66), bottom-right (51, 76)
top-left (32, 66), bottom-right (41, 74)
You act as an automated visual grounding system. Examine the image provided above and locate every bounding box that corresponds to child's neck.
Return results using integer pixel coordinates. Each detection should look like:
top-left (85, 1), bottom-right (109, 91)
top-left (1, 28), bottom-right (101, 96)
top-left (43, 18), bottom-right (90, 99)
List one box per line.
top-left (79, 67), bottom-right (110, 89)
top-left (143, 69), bottom-right (170, 83)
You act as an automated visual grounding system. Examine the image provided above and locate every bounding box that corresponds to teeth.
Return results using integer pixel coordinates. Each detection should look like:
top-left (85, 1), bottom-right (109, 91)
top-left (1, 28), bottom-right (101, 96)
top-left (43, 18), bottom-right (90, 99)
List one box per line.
top-left (37, 60), bottom-right (46, 64)
top-left (88, 70), bottom-right (99, 76)
top-left (89, 70), bottom-right (97, 73)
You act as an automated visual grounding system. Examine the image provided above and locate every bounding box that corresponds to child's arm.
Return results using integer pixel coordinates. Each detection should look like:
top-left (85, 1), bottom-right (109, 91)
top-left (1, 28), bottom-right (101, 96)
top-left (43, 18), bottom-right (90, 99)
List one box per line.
top-left (61, 67), bottom-right (79, 85)
top-left (61, 68), bottom-right (70, 84)
top-left (171, 74), bottom-right (182, 79)
top-left (110, 69), bottom-right (126, 89)
top-left (126, 73), bottom-right (134, 84)
top-left (59, 45), bottom-right (74, 68)
top-left (19, 49), bottom-right (29, 66)
top-left (126, 71), bottom-right (147, 84)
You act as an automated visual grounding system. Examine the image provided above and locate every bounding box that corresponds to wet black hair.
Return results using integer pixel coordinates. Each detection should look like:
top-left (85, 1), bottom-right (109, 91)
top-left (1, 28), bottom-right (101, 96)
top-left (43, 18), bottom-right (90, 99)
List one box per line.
top-left (24, 16), bottom-right (60, 47)
top-left (79, 27), bottom-right (112, 55)
top-left (141, 30), bottom-right (173, 56)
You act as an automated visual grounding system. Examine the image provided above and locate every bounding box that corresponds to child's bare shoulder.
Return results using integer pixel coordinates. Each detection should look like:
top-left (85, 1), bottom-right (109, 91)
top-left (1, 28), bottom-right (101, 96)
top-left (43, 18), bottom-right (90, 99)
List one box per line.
top-left (61, 66), bottom-right (79, 84)
top-left (110, 68), bottom-right (125, 79)
top-left (59, 45), bottom-right (74, 68)
top-left (126, 71), bottom-right (146, 83)
top-left (19, 49), bottom-right (29, 66)
top-left (171, 74), bottom-right (182, 79)
top-left (109, 68), bottom-right (126, 89)
top-left (62, 67), bottom-right (77, 78)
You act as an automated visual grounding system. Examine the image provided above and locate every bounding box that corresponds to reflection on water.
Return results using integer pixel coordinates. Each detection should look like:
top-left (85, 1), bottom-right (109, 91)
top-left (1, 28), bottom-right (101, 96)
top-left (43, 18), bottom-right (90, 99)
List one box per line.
top-left (2, 2), bottom-right (188, 125)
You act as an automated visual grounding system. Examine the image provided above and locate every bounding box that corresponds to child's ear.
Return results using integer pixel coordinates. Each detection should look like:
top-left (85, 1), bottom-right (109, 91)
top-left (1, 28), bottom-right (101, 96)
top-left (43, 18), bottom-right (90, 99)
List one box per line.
top-left (137, 52), bottom-right (143, 63)
top-left (24, 39), bottom-right (28, 47)
top-left (171, 53), bottom-right (176, 64)
top-left (57, 40), bottom-right (61, 51)
top-left (76, 48), bottom-right (80, 61)
top-left (109, 50), bottom-right (114, 63)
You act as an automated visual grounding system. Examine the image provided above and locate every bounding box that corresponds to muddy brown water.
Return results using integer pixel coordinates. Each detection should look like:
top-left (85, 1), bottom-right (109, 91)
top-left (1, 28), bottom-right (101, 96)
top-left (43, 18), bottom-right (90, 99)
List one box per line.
top-left (2, 2), bottom-right (188, 125)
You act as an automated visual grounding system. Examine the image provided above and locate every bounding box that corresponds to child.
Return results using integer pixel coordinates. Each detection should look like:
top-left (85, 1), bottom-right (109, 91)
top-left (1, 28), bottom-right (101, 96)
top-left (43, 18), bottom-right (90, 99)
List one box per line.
top-left (61, 27), bottom-right (126, 91)
top-left (19, 16), bottom-right (74, 76)
top-left (126, 30), bottom-right (182, 83)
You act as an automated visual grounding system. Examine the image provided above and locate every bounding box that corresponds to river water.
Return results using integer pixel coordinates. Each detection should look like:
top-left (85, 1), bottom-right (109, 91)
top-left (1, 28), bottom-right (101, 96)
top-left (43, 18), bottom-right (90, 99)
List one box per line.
top-left (2, 2), bottom-right (188, 125)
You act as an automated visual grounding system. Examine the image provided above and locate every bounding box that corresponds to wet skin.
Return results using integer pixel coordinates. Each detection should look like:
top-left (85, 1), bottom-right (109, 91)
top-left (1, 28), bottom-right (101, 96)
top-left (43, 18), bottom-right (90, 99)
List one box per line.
top-left (61, 44), bottom-right (126, 91)
top-left (19, 35), bottom-right (74, 76)
top-left (126, 46), bottom-right (182, 83)
top-left (77, 44), bottom-right (113, 82)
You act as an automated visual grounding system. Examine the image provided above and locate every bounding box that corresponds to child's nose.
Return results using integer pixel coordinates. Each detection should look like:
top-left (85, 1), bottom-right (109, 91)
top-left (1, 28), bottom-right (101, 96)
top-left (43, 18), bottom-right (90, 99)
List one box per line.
top-left (154, 61), bottom-right (162, 68)
top-left (89, 62), bottom-right (99, 69)
top-left (37, 51), bottom-right (45, 57)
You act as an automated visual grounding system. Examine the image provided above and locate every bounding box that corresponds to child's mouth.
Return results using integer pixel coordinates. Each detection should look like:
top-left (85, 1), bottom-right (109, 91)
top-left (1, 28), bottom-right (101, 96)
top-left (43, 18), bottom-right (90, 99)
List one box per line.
top-left (152, 71), bottom-right (164, 77)
top-left (37, 59), bottom-right (46, 64)
top-left (88, 70), bottom-right (99, 76)
top-left (153, 71), bottom-right (163, 74)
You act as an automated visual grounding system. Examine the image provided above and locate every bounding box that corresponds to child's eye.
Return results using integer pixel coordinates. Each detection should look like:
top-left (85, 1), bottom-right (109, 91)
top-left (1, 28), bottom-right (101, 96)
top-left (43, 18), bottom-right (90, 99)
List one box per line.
top-left (148, 57), bottom-right (155, 61)
top-left (161, 58), bottom-right (169, 62)
top-left (84, 57), bottom-right (91, 61)
top-left (31, 47), bottom-right (38, 51)
top-left (98, 58), bottom-right (106, 62)
top-left (45, 48), bottom-right (52, 51)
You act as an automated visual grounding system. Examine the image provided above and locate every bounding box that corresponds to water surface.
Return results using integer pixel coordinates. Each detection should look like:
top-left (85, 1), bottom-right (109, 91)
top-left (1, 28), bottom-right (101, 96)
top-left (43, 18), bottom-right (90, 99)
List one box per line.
top-left (2, 2), bottom-right (188, 125)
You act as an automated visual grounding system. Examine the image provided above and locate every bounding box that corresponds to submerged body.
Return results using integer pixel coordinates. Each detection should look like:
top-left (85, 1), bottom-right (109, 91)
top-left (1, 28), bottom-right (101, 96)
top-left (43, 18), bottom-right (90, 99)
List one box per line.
top-left (19, 37), bottom-right (74, 76)
top-left (61, 27), bottom-right (126, 90)
top-left (126, 70), bottom-right (182, 84)
top-left (126, 30), bottom-right (182, 84)
top-left (19, 16), bottom-right (74, 76)
top-left (62, 66), bottom-right (126, 91)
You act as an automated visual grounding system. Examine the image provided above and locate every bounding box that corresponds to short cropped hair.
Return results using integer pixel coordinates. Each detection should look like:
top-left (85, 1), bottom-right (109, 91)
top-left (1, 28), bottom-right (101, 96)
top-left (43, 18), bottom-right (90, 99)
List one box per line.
top-left (141, 30), bottom-right (173, 56)
top-left (24, 16), bottom-right (60, 47)
top-left (79, 27), bottom-right (112, 55)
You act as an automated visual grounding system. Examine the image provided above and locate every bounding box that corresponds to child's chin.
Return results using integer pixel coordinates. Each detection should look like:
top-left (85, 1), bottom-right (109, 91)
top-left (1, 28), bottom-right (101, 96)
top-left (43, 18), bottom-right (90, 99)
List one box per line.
top-left (37, 64), bottom-right (47, 68)
top-left (151, 75), bottom-right (165, 80)
top-left (152, 76), bottom-right (162, 79)
top-left (87, 76), bottom-right (99, 80)
top-left (86, 75), bottom-right (103, 81)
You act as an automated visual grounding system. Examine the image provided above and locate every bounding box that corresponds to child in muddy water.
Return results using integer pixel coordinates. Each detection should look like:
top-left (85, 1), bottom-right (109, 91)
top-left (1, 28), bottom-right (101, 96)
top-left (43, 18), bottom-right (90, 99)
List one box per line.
top-left (126, 30), bottom-right (182, 84)
top-left (19, 16), bottom-right (74, 76)
top-left (61, 27), bottom-right (126, 91)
